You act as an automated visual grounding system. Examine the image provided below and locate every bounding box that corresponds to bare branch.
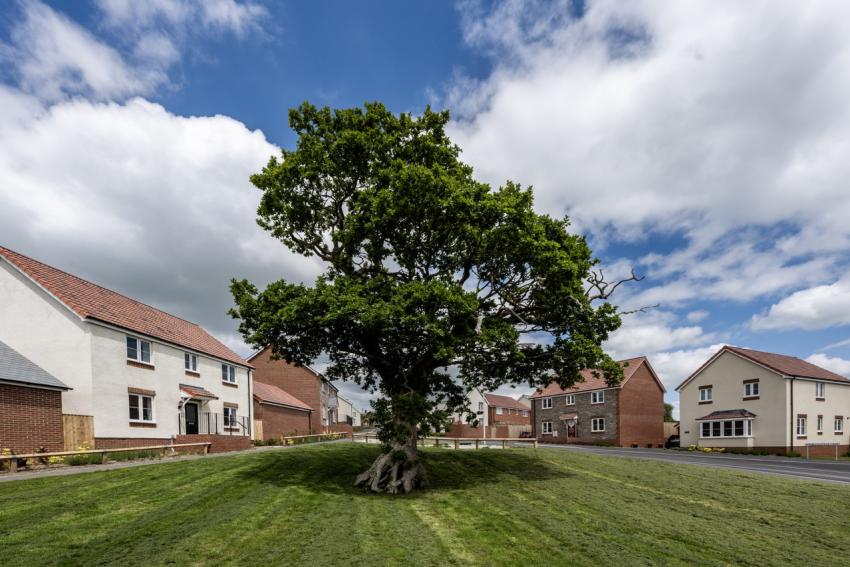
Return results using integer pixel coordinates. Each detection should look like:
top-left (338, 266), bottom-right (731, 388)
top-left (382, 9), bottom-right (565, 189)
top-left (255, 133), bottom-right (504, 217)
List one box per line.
top-left (585, 268), bottom-right (645, 302)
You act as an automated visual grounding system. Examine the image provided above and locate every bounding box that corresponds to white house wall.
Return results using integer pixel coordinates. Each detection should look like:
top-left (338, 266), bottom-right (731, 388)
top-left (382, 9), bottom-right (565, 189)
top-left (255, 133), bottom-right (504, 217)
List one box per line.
top-left (89, 323), bottom-right (251, 439)
top-left (0, 260), bottom-right (94, 415)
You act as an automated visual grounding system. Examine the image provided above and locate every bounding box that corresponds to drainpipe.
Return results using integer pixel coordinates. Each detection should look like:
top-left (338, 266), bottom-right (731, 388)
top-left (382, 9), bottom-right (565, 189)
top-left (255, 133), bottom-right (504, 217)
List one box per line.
top-left (789, 376), bottom-right (795, 453)
top-left (247, 369), bottom-right (253, 440)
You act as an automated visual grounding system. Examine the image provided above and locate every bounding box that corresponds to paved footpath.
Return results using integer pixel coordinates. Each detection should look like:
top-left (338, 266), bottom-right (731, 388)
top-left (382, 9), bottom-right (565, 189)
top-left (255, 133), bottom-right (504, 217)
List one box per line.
top-left (0, 440), bottom-right (349, 484)
top-left (539, 443), bottom-right (850, 485)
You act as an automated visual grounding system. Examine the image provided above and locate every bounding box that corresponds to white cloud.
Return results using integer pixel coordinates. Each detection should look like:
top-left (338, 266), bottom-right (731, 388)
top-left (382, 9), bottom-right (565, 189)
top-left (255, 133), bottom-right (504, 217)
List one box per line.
top-left (604, 310), bottom-right (716, 359)
top-left (751, 277), bottom-right (850, 331)
top-left (1, 1), bottom-right (163, 101)
top-left (0, 91), bottom-right (323, 353)
top-left (686, 310), bottom-right (708, 323)
top-left (805, 353), bottom-right (850, 378)
top-left (650, 344), bottom-right (726, 393)
top-left (447, 0), bottom-right (850, 309)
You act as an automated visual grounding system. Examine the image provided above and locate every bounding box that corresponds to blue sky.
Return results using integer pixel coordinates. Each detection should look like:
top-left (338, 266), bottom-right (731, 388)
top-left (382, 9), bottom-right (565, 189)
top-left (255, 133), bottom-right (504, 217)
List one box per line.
top-left (2, 1), bottom-right (850, 414)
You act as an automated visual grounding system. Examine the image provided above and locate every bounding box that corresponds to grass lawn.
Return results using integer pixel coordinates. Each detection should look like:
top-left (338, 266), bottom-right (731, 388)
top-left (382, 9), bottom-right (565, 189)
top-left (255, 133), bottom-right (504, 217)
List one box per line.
top-left (2, 443), bottom-right (849, 566)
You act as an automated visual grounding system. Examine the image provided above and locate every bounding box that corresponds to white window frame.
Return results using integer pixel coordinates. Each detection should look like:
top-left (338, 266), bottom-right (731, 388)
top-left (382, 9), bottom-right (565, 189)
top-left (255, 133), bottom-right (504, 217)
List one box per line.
top-left (224, 406), bottom-right (238, 428)
top-left (817, 415), bottom-right (824, 433)
top-left (495, 406), bottom-right (503, 415)
top-left (522, 409), bottom-right (529, 417)
top-left (128, 393), bottom-right (155, 423)
top-left (699, 386), bottom-right (712, 402)
top-left (185, 353), bottom-right (198, 371)
top-left (541, 397), bottom-right (553, 409)
top-left (477, 401), bottom-right (484, 413)
top-left (744, 382), bottom-right (759, 397)
top-left (542, 421), bottom-right (553, 434)
top-left (815, 382), bottom-right (825, 400)
top-left (591, 391), bottom-right (605, 404)
top-left (221, 364), bottom-right (237, 383)
top-left (591, 417), bottom-right (606, 432)
top-left (565, 394), bottom-right (575, 405)
top-left (126, 336), bottom-right (152, 364)
top-left (797, 416), bottom-right (807, 436)
top-left (835, 417), bottom-right (844, 434)
top-left (699, 419), bottom-right (753, 438)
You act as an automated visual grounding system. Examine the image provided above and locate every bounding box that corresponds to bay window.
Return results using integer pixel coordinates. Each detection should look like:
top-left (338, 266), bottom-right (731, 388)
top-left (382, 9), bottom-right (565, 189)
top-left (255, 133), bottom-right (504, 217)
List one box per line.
top-left (699, 419), bottom-right (753, 438)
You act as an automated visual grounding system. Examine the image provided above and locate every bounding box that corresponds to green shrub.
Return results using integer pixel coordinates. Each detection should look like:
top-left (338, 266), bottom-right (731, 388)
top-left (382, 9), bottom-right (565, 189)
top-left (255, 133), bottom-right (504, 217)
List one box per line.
top-left (107, 450), bottom-right (158, 462)
top-left (786, 451), bottom-right (801, 458)
top-left (66, 453), bottom-right (103, 466)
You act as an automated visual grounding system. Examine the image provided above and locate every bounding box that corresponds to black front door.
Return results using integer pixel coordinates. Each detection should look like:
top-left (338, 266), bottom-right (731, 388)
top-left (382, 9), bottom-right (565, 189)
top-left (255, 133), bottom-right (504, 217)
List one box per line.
top-left (185, 403), bottom-right (199, 435)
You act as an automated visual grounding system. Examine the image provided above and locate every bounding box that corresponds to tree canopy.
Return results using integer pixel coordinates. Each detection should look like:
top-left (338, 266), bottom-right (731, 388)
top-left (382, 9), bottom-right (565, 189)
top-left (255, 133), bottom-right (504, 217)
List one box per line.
top-left (230, 102), bottom-right (625, 493)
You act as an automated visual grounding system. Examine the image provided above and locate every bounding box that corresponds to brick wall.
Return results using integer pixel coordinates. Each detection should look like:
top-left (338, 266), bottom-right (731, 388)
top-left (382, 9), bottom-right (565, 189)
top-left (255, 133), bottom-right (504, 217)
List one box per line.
top-left (534, 389), bottom-right (620, 444)
top-left (447, 422), bottom-right (510, 438)
top-left (0, 384), bottom-right (64, 453)
top-left (250, 348), bottom-right (323, 432)
top-left (488, 407), bottom-right (531, 426)
top-left (254, 400), bottom-right (312, 439)
top-left (95, 437), bottom-right (169, 449)
top-left (618, 362), bottom-right (666, 448)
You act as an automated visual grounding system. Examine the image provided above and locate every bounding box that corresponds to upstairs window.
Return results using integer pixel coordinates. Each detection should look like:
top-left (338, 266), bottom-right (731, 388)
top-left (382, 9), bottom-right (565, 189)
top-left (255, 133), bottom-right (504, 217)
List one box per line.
top-left (477, 401), bottom-right (484, 413)
top-left (185, 353), bottom-right (198, 371)
top-left (522, 409), bottom-right (529, 417)
top-left (565, 394), bottom-right (576, 405)
top-left (126, 336), bottom-right (151, 364)
top-left (744, 382), bottom-right (759, 398)
top-left (221, 364), bottom-right (236, 383)
top-left (699, 386), bottom-right (713, 402)
top-left (541, 398), bottom-right (553, 409)
top-left (591, 391), bottom-right (605, 404)
top-left (816, 382), bottom-right (826, 400)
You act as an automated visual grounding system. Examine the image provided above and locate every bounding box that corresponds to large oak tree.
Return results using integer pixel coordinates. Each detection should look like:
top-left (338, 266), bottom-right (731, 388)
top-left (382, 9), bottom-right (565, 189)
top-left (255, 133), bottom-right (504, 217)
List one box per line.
top-left (230, 102), bottom-right (626, 494)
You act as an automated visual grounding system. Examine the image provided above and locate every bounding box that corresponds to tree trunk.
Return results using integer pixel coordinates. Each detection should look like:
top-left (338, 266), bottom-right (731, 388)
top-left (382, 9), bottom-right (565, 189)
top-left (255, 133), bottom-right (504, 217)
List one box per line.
top-left (354, 427), bottom-right (426, 494)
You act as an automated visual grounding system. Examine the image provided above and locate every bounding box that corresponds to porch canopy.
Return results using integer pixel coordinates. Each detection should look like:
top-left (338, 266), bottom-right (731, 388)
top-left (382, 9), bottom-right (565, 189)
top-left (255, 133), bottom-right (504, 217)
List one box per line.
top-left (179, 384), bottom-right (219, 401)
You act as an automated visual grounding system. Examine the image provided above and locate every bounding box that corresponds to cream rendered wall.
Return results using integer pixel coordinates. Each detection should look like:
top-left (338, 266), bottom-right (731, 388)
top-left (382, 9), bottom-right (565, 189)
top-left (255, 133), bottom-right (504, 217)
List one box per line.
top-left (89, 323), bottom-right (251, 439)
top-left (788, 378), bottom-right (850, 451)
top-left (679, 351), bottom-right (788, 448)
top-left (0, 261), bottom-right (94, 415)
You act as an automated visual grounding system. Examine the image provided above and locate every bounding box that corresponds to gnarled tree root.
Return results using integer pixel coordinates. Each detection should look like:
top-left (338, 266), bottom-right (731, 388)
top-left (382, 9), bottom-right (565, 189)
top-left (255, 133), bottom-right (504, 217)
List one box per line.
top-left (354, 444), bottom-right (426, 494)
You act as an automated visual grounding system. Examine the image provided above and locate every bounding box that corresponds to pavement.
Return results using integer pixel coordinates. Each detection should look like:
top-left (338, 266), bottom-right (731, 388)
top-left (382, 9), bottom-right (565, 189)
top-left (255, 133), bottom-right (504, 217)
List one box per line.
top-left (538, 443), bottom-right (850, 485)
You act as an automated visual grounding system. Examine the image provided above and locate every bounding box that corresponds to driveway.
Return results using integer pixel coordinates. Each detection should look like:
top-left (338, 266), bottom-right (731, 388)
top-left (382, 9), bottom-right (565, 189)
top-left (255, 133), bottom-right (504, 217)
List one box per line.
top-left (539, 444), bottom-right (850, 485)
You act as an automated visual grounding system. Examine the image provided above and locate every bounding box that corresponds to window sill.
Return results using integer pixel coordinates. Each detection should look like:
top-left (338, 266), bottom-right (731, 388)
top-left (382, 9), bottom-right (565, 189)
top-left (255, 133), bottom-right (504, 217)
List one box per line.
top-left (698, 401), bottom-right (713, 405)
top-left (129, 421), bottom-right (157, 428)
top-left (127, 360), bottom-right (155, 370)
top-left (185, 370), bottom-right (200, 378)
top-left (797, 435), bottom-right (808, 439)
top-left (743, 396), bottom-right (760, 401)
top-left (815, 398), bottom-right (826, 402)
top-left (817, 432), bottom-right (823, 435)
top-left (221, 381), bottom-right (238, 388)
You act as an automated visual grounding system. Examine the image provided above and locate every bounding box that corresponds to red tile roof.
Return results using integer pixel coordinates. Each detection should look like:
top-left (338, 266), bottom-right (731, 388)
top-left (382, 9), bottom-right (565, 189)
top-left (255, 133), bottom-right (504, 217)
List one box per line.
top-left (531, 356), bottom-right (652, 398)
top-left (0, 246), bottom-right (249, 367)
top-left (253, 381), bottom-right (312, 411)
top-left (484, 393), bottom-right (528, 411)
top-left (180, 384), bottom-right (219, 400)
top-left (677, 345), bottom-right (850, 390)
top-left (697, 409), bottom-right (757, 421)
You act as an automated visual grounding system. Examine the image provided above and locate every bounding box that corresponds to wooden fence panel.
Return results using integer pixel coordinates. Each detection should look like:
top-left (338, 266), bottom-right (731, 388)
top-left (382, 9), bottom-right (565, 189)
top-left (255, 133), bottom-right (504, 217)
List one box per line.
top-left (253, 419), bottom-right (263, 441)
top-left (63, 414), bottom-right (94, 451)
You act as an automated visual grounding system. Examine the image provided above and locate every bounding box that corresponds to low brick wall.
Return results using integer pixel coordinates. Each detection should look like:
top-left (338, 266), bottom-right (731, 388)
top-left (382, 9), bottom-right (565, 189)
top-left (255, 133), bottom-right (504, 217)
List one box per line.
top-left (447, 423), bottom-right (510, 438)
top-left (95, 437), bottom-right (170, 449)
top-left (329, 423), bottom-right (353, 436)
top-left (175, 434), bottom-right (253, 453)
top-left (0, 383), bottom-right (64, 453)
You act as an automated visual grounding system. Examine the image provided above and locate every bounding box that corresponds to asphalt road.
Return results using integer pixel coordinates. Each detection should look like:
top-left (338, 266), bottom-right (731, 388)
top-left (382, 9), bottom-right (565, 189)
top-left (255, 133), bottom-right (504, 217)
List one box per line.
top-left (539, 443), bottom-right (850, 485)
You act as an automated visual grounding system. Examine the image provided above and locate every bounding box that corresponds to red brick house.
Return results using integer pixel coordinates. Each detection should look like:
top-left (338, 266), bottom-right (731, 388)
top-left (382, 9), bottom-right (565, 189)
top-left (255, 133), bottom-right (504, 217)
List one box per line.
top-left (531, 356), bottom-right (666, 447)
top-left (253, 381), bottom-right (313, 439)
top-left (248, 347), bottom-right (339, 433)
top-left (0, 339), bottom-right (71, 453)
top-left (484, 393), bottom-right (531, 427)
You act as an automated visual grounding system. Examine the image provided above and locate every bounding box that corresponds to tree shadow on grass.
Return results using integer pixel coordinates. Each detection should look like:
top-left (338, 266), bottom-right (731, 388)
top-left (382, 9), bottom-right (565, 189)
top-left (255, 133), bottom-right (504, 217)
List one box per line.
top-left (238, 444), bottom-right (572, 496)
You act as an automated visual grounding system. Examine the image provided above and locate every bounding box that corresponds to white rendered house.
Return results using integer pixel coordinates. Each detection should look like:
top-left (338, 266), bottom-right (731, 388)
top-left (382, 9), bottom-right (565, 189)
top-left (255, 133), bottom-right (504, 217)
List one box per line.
top-left (0, 246), bottom-right (253, 450)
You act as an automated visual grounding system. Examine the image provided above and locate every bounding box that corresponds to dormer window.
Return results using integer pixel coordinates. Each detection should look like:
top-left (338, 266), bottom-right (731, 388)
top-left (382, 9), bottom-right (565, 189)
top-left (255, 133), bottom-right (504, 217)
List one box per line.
top-left (126, 336), bottom-right (151, 364)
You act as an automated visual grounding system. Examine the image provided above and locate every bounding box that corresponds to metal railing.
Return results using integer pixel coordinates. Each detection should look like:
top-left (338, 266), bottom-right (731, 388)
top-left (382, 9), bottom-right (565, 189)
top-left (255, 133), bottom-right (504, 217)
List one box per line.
top-left (179, 412), bottom-right (249, 436)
